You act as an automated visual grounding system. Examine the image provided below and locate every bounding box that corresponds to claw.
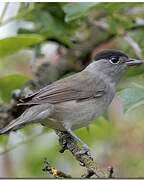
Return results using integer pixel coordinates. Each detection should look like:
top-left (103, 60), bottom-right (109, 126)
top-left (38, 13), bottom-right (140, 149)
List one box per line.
top-left (75, 149), bottom-right (89, 156)
top-left (75, 145), bottom-right (90, 156)
top-left (66, 128), bottom-right (91, 156)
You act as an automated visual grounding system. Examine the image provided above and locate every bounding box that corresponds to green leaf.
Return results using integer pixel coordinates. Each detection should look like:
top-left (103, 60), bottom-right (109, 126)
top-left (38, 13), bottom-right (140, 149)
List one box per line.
top-left (119, 88), bottom-right (144, 113)
top-left (108, 14), bottom-right (132, 34)
top-left (0, 134), bottom-right (8, 149)
top-left (118, 72), bottom-right (144, 93)
top-left (124, 66), bottom-right (144, 79)
top-left (0, 74), bottom-right (30, 102)
top-left (0, 34), bottom-right (44, 58)
top-left (63, 2), bottom-right (99, 22)
top-left (35, 11), bottom-right (72, 46)
top-left (103, 2), bottom-right (125, 14)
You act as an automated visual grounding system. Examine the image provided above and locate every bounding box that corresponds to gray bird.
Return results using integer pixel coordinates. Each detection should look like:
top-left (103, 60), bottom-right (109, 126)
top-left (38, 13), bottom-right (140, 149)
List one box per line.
top-left (0, 50), bottom-right (142, 154)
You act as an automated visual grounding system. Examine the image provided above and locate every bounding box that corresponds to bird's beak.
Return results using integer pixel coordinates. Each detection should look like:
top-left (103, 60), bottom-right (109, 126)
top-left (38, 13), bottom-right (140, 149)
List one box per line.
top-left (126, 58), bottom-right (143, 66)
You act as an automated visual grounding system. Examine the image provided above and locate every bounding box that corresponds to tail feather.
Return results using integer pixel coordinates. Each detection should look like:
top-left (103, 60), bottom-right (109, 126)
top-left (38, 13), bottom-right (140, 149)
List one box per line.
top-left (0, 103), bottom-right (53, 135)
top-left (0, 118), bottom-right (25, 135)
top-left (0, 119), bottom-right (17, 135)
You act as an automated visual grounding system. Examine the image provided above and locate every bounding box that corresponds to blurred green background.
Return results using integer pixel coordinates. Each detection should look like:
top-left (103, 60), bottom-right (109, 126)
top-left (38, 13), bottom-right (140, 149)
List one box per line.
top-left (0, 2), bottom-right (144, 178)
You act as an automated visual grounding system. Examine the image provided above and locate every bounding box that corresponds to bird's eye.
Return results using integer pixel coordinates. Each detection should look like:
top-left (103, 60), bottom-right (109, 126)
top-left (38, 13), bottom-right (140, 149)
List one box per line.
top-left (109, 57), bottom-right (120, 64)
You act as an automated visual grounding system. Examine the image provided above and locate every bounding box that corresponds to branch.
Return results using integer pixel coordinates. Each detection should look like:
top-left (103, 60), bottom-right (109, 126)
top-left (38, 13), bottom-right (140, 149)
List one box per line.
top-left (88, 19), bottom-right (143, 59)
top-left (55, 130), bottom-right (114, 178)
top-left (42, 157), bottom-right (71, 178)
top-left (123, 32), bottom-right (142, 59)
top-left (87, 19), bottom-right (109, 31)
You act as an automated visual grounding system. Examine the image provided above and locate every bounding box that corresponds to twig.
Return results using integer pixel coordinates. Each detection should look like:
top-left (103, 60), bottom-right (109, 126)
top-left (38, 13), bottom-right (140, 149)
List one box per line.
top-left (82, 170), bottom-right (95, 178)
top-left (88, 20), bottom-right (143, 59)
top-left (87, 19), bottom-right (109, 31)
top-left (55, 130), bottom-right (112, 178)
top-left (42, 157), bottom-right (71, 178)
top-left (107, 166), bottom-right (114, 178)
top-left (123, 32), bottom-right (142, 59)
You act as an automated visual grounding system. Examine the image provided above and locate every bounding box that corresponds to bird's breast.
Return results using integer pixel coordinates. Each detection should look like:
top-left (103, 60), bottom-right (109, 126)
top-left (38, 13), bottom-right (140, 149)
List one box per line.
top-left (43, 86), bottom-right (115, 131)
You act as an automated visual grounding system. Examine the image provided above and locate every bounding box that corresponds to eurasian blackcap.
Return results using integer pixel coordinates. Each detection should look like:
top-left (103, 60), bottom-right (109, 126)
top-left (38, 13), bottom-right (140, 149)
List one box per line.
top-left (0, 50), bottom-right (143, 154)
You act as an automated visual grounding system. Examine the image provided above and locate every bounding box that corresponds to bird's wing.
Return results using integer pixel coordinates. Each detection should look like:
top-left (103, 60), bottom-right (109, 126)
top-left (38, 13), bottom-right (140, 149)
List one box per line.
top-left (19, 71), bottom-right (106, 105)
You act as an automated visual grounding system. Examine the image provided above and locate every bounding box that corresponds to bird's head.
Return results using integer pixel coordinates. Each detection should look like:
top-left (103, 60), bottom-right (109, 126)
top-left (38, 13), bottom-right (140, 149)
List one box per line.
top-left (86, 49), bottom-right (143, 83)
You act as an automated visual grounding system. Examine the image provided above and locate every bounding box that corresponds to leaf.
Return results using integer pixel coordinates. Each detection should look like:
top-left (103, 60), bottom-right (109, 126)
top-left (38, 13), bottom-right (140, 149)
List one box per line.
top-left (119, 88), bottom-right (144, 113)
top-left (124, 66), bottom-right (144, 79)
top-left (108, 14), bottom-right (132, 34)
top-left (63, 2), bottom-right (99, 22)
top-left (117, 72), bottom-right (144, 93)
top-left (0, 74), bottom-right (30, 102)
top-left (0, 134), bottom-right (8, 149)
top-left (35, 11), bottom-right (72, 46)
top-left (0, 34), bottom-right (44, 58)
top-left (103, 2), bottom-right (125, 14)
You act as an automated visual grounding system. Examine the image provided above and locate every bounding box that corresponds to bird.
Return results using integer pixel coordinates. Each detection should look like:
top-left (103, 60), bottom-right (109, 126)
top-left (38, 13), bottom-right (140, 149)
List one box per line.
top-left (0, 49), bottom-right (142, 154)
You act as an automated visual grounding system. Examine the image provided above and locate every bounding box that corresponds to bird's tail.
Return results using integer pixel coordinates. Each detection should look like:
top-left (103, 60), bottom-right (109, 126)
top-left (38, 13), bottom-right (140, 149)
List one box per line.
top-left (0, 103), bottom-right (52, 135)
top-left (0, 118), bottom-right (23, 135)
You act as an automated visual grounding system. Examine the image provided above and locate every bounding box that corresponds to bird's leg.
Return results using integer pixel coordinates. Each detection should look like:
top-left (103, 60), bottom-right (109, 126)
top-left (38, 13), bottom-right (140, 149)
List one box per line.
top-left (67, 128), bottom-right (90, 155)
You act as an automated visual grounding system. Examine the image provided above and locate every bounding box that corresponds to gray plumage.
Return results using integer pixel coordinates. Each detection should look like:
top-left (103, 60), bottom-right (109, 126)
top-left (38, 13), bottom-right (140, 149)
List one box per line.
top-left (0, 70), bottom-right (113, 133)
top-left (0, 50), bottom-right (142, 152)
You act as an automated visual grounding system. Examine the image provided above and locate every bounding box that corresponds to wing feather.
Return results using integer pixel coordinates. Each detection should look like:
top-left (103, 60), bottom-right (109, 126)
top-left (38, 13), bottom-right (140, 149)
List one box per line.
top-left (19, 71), bottom-right (105, 105)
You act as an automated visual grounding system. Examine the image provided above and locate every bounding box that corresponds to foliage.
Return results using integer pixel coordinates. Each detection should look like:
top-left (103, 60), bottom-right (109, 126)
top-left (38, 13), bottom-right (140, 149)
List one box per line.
top-left (63, 2), bottom-right (99, 22)
top-left (0, 2), bottom-right (144, 178)
top-left (120, 87), bottom-right (144, 113)
top-left (0, 74), bottom-right (30, 102)
top-left (0, 34), bottom-right (44, 58)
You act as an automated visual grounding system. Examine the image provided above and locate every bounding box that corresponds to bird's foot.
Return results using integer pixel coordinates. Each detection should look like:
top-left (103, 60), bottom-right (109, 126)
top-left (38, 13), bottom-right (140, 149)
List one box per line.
top-left (75, 144), bottom-right (90, 156)
top-left (75, 149), bottom-right (89, 155)
top-left (66, 128), bottom-right (91, 156)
